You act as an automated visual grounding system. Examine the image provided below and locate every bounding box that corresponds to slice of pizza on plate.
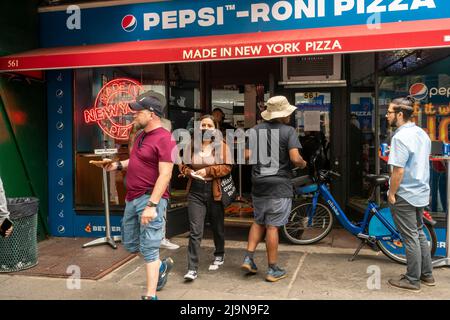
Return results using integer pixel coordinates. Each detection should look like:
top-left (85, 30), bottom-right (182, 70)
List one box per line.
top-left (89, 159), bottom-right (114, 168)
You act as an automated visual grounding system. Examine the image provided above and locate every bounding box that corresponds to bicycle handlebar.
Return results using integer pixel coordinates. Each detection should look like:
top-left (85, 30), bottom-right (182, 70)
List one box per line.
top-left (329, 171), bottom-right (341, 178)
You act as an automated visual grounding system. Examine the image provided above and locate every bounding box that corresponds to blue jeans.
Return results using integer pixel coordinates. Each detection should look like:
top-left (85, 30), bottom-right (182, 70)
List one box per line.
top-left (122, 194), bottom-right (167, 263)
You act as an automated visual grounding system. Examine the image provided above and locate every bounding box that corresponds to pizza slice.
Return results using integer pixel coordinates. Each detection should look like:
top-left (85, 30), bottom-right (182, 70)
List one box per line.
top-left (89, 158), bottom-right (115, 168)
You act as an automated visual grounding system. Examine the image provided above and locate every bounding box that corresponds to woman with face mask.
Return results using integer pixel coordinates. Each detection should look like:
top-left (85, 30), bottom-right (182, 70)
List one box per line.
top-left (178, 115), bottom-right (232, 281)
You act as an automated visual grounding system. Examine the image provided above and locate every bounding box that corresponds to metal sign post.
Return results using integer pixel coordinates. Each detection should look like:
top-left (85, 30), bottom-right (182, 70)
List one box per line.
top-left (433, 157), bottom-right (450, 268)
top-left (83, 147), bottom-right (122, 249)
top-left (432, 157), bottom-right (450, 267)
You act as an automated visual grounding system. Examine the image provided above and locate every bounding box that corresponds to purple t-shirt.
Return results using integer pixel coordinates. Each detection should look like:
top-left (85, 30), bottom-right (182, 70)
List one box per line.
top-left (125, 127), bottom-right (176, 201)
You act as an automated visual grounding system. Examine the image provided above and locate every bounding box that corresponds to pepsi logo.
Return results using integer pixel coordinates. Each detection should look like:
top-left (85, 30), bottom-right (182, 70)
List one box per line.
top-left (56, 121), bottom-right (64, 130)
top-left (57, 225), bottom-right (65, 234)
top-left (57, 193), bottom-right (65, 203)
top-left (57, 159), bottom-right (64, 167)
top-left (56, 89), bottom-right (64, 98)
top-left (409, 83), bottom-right (428, 101)
top-left (122, 15), bottom-right (137, 32)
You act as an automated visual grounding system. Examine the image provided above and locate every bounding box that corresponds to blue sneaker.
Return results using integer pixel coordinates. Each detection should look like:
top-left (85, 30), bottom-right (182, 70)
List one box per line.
top-left (266, 266), bottom-right (287, 282)
top-left (241, 256), bottom-right (258, 274)
top-left (157, 257), bottom-right (173, 291)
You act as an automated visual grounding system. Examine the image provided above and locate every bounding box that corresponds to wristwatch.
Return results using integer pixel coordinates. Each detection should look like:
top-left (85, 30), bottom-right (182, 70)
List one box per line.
top-left (147, 201), bottom-right (158, 208)
top-left (116, 161), bottom-right (123, 171)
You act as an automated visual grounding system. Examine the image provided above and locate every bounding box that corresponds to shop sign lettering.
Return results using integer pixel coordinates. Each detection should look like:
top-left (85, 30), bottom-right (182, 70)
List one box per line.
top-left (140, 0), bottom-right (436, 31)
top-left (83, 78), bottom-right (143, 140)
top-left (182, 40), bottom-right (342, 60)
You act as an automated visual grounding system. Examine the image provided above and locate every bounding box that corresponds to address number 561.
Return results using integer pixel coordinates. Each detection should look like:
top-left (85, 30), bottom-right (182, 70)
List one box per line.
top-left (8, 60), bottom-right (19, 68)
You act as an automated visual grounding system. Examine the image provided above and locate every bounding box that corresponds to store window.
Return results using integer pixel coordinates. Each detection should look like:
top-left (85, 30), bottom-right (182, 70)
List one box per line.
top-left (378, 49), bottom-right (450, 213)
top-left (167, 63), bottom-right (202, 207)
top-left (212, 86), bottom-right (244, 128)
top-left (73, 64), bottom-right (202, 212)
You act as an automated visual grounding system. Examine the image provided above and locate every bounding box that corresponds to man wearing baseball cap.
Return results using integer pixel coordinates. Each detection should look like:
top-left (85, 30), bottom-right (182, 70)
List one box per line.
top-left (106, 91), bottom-right (177, 300)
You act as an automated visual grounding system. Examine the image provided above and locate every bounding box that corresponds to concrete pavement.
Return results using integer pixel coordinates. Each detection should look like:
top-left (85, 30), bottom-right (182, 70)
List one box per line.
top-left (1, 233), bottom-right (450, 300)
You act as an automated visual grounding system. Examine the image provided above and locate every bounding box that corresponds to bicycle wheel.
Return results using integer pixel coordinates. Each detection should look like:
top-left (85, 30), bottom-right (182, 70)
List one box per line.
top-left (370, 209), bottom-right (437, 264)
top-left (281, 200), bottom-right (334, 245)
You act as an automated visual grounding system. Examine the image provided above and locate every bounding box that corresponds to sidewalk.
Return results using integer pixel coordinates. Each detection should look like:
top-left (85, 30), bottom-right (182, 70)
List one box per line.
top-left (1, 229), bottom-right (449, 300)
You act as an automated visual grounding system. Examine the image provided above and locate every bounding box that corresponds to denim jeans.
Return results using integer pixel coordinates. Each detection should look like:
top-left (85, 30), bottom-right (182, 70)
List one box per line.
top-left (389, 195), bottom-right (433, 285)
top-left (187, 179), bottom-right (225, 271)
top-left (122, 194), bottom-right (167, 263)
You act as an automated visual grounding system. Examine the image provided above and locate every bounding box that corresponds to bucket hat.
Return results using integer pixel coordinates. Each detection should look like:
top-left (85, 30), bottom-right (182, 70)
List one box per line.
top-left (261, 96), bottom-right (297, 121)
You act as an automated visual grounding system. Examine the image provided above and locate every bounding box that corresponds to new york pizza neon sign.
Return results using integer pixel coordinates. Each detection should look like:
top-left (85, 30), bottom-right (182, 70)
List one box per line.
top-left (83, 78), bottom-right (143, 140)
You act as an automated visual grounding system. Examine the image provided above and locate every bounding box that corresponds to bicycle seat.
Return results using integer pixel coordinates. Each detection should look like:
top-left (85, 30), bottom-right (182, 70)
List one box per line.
top-left (365, 174), bottom-right (389, 186)
top-left (291, 175), bottom-right (314, 187)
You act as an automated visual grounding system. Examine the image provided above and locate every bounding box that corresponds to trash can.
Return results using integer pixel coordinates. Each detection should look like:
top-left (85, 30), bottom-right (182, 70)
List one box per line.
top-left (0, 197), bottom-right (39, 272)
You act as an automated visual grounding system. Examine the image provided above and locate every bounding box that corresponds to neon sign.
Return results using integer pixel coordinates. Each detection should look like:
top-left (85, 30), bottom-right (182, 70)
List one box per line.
top-left (83, 78), bottom-right (143, 140)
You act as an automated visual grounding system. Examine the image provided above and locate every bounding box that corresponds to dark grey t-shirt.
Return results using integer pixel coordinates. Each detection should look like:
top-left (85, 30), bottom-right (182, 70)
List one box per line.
top-left (248, 122), bottom-right (302, 198)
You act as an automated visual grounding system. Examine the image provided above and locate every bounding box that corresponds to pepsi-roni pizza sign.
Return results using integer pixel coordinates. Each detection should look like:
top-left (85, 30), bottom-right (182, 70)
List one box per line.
top-left (40, 0), bottom-right (450, 47)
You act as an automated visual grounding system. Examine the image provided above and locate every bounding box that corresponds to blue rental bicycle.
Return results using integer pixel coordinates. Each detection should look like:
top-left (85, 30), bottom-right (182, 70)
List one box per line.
top-left (282, 156), bottom-right (437, 264)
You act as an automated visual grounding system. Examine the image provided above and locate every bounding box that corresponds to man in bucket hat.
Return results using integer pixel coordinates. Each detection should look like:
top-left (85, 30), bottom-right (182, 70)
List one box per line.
top-left (242, 96), bottom-right (307, 282)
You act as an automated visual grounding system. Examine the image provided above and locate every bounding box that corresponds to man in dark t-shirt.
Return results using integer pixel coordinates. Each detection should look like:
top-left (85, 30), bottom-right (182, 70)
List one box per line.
top-left (242, 96), bottom-right (307, 282)
top-left (105, 91), bottom-right (177, 300)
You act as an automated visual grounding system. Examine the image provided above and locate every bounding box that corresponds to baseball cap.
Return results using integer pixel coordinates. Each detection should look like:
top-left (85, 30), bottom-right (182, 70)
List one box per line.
top-left (129, 91), bottom-right (166, 118)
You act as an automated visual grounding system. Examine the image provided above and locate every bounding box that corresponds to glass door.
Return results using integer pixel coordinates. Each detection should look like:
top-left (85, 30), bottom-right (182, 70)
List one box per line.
top-left (294, 91), bottom-right (331, 170)
top-left (289, 88), bottom-right (347, 207)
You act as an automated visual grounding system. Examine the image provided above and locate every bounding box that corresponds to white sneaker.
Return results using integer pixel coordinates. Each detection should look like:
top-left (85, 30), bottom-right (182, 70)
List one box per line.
top-left (184, 270), bottom-right (198, 281)
top-left (213, 256), bottom-right (224, 266)
top-left (209, 256), bottom-right (224, 271)
top-left (160, 238), bottom-right (180, 250)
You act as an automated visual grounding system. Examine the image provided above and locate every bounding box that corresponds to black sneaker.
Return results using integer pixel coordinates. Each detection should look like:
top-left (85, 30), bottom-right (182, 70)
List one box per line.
top-left (388, 275), bottom-right (421, 292)
top-left (420, 275), bottom-right (436, 287)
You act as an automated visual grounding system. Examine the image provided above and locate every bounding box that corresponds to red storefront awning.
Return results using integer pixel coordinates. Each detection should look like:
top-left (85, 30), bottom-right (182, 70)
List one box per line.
top-left (1, 18), bottom-right (449, 72)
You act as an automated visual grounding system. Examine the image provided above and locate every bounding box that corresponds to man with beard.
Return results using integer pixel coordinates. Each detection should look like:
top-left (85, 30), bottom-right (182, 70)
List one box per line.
top-left (105, 91), bottom-right (177, 300)
top-left (385, 96), bottom-right (434, 292)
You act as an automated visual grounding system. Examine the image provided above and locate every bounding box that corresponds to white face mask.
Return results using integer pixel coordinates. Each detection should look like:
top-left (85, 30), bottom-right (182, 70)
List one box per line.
top-left (351, 119), bottom-right (360, 129)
